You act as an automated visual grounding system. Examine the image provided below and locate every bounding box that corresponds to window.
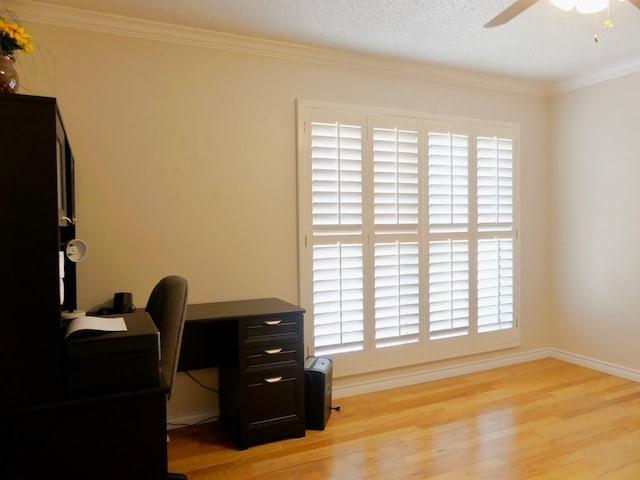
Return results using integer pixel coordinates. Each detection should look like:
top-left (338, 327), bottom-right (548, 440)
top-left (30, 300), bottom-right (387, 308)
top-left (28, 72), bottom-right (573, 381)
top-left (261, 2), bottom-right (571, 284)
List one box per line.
top-left (297, 102), bottom-right (520, 376)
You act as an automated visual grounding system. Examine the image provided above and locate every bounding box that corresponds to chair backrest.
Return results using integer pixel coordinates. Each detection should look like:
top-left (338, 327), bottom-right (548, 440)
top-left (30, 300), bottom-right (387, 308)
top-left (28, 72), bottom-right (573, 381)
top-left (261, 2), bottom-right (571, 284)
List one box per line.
top-left (145, 275), bottom-right (188, 399)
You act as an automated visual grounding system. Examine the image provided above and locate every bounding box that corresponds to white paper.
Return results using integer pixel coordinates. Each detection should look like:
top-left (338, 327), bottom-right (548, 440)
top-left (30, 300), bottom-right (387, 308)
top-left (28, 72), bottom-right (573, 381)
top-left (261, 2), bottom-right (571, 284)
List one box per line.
top-left (65, 315), bottom-right (127, 339)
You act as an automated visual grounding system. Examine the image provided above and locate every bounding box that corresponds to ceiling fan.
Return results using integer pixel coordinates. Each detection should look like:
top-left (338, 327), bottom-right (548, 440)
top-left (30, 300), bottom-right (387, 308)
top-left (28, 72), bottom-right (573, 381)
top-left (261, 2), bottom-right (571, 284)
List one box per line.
top-left (484, 0), bottom-right (640, 28)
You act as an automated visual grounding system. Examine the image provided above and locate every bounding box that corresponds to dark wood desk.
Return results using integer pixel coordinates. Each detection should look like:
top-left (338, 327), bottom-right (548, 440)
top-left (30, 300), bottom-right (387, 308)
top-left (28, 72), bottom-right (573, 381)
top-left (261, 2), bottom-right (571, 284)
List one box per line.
top-left (178, 298), bottom-right (306, 449)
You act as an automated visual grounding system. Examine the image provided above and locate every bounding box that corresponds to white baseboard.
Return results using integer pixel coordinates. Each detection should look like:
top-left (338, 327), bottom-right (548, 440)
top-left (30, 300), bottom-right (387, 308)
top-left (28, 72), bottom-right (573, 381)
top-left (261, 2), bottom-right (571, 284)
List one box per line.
top-left (548, 348), bottom-right (640, 383)
top-left (166, 348), bottom-right (640, 428)
top-left (332, 348), bottom-right (550, 399)
top-left (333, 348), bottom-right (640, 399)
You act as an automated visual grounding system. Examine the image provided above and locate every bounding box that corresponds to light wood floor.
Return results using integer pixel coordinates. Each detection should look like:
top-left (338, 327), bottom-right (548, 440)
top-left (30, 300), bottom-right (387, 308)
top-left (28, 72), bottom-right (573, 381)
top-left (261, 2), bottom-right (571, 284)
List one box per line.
top-left (167, 358), bottom-right (640, 479)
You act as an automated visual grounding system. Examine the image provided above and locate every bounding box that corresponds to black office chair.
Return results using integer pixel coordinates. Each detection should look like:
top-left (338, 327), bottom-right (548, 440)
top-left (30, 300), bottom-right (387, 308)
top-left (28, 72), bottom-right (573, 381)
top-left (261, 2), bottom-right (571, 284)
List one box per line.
top-left (145, 275), bottom-right (189, 480)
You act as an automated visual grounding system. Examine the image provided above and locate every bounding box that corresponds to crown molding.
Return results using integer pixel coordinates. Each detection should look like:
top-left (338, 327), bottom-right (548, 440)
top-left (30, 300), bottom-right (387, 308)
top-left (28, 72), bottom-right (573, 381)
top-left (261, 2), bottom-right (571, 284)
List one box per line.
top-left (11, 0), bottom-right (552, 97)
top-left (552, 56), bottom-right (640, 93)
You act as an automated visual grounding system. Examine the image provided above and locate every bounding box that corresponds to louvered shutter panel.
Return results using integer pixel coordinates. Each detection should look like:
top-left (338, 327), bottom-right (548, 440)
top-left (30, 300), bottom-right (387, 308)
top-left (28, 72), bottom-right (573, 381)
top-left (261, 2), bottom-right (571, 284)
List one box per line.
top-left (372, 127), bottom-right (420, 348)
top-left (311, 122), bottom-right (363, 231)
top-left (374, 242), bottom-right (420, 347)
top-left (310, 121), bottom-right (365, 355)
top-left (427, 132), bottom-right (470, 339)
top-left (477, 136), bottom-right (513, 232)
top-left (373, 127), bottom-right (419, 229)
top-left (428, 132), bottom-right (469, 233)
top-left (428, 240), bottom-right (470, 339)
top-left (313, 243), bottom-right (364, 354)
top-left (477, 238), bottom-right (514, 332)
top-left (476, 136), bottom-right (514, 333)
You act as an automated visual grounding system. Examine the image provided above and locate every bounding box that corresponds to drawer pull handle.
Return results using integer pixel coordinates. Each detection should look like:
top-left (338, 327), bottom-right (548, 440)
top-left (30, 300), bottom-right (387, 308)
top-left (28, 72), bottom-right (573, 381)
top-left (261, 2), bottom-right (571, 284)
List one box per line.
top-left (264, 320), bottom-right (282, 326)
top-left (264, 348), bottom-right (283, 355)
top-left (265, 376), bottom-right (283, 384)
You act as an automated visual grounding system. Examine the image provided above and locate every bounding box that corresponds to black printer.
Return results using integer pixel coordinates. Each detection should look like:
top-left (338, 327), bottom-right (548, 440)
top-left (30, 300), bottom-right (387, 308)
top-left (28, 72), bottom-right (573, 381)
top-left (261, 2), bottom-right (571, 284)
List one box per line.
top-left (65, 310), bottom-right (160, 398)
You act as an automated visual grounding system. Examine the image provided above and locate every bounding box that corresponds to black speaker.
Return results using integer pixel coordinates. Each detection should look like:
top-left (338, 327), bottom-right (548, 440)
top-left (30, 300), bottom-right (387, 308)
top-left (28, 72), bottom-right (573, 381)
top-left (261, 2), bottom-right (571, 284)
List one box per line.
top-left (113, 292), bottom-right (134, 314)
top-left (304, 356), bottom-right (333, 430)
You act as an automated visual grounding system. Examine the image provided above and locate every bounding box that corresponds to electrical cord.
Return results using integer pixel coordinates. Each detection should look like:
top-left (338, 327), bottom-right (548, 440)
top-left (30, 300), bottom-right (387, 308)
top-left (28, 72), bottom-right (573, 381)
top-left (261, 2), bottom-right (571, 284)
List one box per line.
top-left (183, 370), bottom-right (219, 393)
top-left (165, 372), bottom-right (219, 428)
top-left (167, 415), bottom-right (219, 428)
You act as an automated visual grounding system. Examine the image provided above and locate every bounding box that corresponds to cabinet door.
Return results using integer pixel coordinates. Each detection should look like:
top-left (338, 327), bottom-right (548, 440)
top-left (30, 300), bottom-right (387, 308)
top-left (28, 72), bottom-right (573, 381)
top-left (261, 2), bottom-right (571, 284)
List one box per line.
top-left (0, 94), bottom-right (64, 409)
top-left (246, 365), bottom-right (302, 424)
top-left (241, 362), bottom-right (305, 449)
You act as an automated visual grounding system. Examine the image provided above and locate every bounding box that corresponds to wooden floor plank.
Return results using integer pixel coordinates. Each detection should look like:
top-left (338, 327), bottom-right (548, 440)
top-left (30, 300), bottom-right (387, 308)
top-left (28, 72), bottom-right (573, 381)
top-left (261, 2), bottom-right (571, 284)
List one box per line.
top-left (167, 358), bottom-right (640, 479)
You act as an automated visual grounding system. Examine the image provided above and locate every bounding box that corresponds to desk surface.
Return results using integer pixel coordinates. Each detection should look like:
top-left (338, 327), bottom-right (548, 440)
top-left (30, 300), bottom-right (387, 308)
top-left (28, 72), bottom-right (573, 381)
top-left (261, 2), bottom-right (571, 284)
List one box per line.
top-left (186, 297), bottom-right (305, 323)
top-left (65, 310), bottom-right (158, 346)
top-left (65, 310), bottom-right (162, 398)
top-left (178, 297), bottom-right (305, 372)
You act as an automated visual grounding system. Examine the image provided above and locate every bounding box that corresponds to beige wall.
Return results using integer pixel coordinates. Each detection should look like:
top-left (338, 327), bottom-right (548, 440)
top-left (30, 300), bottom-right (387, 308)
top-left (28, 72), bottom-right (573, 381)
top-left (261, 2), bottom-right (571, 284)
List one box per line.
top-left (19, 18), bottom-right (552, 420)
top-left (550, 72), bottom-right (640, 369)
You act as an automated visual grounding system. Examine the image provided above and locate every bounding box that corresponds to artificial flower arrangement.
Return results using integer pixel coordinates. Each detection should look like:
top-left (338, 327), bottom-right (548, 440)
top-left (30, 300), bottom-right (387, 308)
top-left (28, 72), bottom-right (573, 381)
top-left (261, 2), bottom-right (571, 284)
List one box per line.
top-left (0, 17), bottom-right (33, 55)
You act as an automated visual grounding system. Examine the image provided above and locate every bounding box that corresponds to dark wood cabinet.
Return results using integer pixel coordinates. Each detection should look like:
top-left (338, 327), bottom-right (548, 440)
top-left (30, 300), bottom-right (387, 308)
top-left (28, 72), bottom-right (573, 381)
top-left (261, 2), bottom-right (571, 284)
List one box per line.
top-left (1, 384), bottom-right (168, 479)
top-left (0, 94), bottom-right (169, 479)
top-left (0, 93), bottom-right (76, 409)
top-left (184, 298), bottom-right (306, 449)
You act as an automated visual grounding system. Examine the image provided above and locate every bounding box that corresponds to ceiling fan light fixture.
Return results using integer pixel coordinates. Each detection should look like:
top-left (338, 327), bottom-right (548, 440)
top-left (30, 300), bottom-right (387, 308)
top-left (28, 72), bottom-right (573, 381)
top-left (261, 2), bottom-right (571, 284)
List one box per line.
top-left (549, 0), bottom-right (578, 11)
top-left (549, 0), bottom-right (610, 12)
top-left (486, 0), bottom-right (640, 31)
top-left (576, 0), bottom-right (609, 13)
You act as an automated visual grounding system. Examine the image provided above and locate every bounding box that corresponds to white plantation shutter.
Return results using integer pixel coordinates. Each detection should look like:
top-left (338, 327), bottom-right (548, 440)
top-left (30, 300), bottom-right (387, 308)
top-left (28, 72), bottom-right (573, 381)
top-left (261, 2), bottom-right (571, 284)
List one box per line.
top-left (311, 122), bottom-right (363, 230)
top-left (428, 132), bottom-right (469, 232)
top-left (477, 238), bottom-right (513, 332)
top-left (374, 241), bottom-right (420, 348)
top-left (313, 243), bottom-right (364, 354)
top-left (477, 136), bottom-right (513, 231)
top-left (373, 127), bottom-right (419, 228)
top-left (372, 125), bottom-right (421, 349)
top-left (476, 135), bottom-right (514, 333)
top-left (427, 131), bottom-right (470, 340)
top-left (298, 102), bottom-right (519, 377)
top-left (310, 120), bottom-right (365, 356)
top-left (428, 240), bottom-right (469, 339)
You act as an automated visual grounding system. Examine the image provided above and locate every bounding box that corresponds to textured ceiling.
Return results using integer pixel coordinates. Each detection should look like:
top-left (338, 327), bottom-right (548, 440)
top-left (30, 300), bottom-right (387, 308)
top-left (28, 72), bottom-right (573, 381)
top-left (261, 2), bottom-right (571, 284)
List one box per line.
top-left (12, 0), bottom-right (640, 83)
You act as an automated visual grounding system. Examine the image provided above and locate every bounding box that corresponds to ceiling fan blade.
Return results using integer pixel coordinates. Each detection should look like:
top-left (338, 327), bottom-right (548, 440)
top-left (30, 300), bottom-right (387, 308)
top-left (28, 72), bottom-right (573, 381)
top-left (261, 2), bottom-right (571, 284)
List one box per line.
top-left (484, 0), bottom-right (540, 28)
top-left (627, 0), bottom-right (640, 9)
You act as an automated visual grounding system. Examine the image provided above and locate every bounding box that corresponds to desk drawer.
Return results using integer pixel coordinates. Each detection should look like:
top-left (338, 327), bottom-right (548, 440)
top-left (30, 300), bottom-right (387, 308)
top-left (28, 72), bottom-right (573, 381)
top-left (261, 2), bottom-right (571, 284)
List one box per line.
top-left (245, 366), bottom-right (303, 426)
top-left (240, 314), bottom-right (302, 346)
top-left (243, 344), bottom-right (303, 369)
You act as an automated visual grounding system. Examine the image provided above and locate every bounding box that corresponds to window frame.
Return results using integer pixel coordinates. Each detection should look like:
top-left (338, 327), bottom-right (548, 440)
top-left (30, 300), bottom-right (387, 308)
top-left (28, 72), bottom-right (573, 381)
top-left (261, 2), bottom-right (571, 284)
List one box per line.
top-left (297, 100), bottom-right (521, 377)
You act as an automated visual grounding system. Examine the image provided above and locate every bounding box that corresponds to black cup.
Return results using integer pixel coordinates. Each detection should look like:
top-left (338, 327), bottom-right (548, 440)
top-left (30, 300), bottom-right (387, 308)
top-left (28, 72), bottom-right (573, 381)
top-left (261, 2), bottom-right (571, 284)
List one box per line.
top-left (113, 292), bottom-right (134, 314)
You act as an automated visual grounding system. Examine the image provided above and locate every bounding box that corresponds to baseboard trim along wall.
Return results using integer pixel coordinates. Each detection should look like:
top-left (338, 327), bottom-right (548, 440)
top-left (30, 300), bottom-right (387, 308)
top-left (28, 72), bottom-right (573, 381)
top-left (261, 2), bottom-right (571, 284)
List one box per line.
top-left (166, 348), bottom-right (640, 429)
top-left (549, 348), bottom-right (640, 383)
top-left (332, 349), bottom-right (549, 399)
